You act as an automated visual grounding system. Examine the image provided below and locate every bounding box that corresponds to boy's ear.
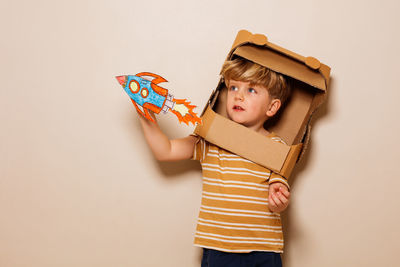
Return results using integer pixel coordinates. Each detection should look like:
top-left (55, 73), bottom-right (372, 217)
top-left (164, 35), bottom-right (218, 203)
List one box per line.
top-left (266, 99), bottom-right (281, 117)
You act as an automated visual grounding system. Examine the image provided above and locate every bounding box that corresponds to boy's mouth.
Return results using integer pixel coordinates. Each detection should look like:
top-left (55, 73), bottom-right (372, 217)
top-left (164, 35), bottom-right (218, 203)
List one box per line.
top-left (233, 105), bottom-right (245, 111)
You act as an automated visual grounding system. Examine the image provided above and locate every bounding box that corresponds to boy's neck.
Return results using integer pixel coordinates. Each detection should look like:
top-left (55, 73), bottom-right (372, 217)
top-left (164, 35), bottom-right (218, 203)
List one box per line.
top-left (256, 127), bottom-right (270, 136)
top-left (247, 122), bottom-right (270, 136)
top-left (259, 127), bottom-right (270, 136)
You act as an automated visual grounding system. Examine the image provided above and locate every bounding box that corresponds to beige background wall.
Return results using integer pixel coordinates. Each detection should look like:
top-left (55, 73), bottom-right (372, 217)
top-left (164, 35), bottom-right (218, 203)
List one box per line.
top-left (1, 0), bottom-right (399, 266)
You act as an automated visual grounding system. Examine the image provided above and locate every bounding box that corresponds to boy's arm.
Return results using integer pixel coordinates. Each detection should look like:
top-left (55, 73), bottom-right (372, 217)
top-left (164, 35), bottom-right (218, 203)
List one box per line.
top-left (139, 114), bottom-right (198, 161)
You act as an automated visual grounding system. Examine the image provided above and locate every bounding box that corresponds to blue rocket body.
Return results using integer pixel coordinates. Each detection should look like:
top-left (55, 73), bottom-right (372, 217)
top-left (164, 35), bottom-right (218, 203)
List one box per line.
top-left (123, 75), bottom-right (166, 109)
top-left (116, 72), bottom-right (172, 122)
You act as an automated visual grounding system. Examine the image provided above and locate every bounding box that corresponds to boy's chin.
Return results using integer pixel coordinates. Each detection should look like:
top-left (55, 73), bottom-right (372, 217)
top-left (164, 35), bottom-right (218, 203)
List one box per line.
top-left (227, 115), bottom-right (260, 129)
top-left (226, 111), bottom-right (257, 127)
top-left (228, 116), bottom-right (249, 126)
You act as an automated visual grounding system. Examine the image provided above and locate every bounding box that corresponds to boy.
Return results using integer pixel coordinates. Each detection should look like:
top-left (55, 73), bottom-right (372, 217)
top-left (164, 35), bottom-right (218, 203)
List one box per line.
top-left (138, 57), bottom-right (291, 267)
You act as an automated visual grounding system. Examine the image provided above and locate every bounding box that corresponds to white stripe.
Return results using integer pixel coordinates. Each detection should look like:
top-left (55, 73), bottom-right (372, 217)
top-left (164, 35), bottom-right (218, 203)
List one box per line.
top-left (202, 195), bottom-right (268, 205)
top-left (203, 167), bottom-right (269, 180)
top-left (198, 218), bottom-right (282, 229)
top-left (209, 156), bottom-right (254, 163)
top-left (202, 169), bottom-right (267, 180)
top-left (269, 177), bottom-right (287, 184)
top-left (203, 191), bottom-right (268, 202)
top-left (271, 137), bottom-right (287, 145)
top-left (207, 152), bottom-right (253, 163)
top-left (197, 221), bottom-right (283, 233)
top-left (208, 149), bottom-right (243, 158)
top-left (195, 234), bottom-right (283, 245)
top-left (203, 180), bottom-right (268, 191)
top-left (200, 208), bottom-right (278, 219)
top-left (203, 177), bottom-right (268, 189)
top-left (197, 231), bottom-right (283, 242)
top-left (208, 152), bottom-right (254, 163)
top-left (201, 205), bottom-right (274, 216)
top-left (194, 244), bottom-right (283, 253)
top-left (202, 163), bottom-right (269, 177)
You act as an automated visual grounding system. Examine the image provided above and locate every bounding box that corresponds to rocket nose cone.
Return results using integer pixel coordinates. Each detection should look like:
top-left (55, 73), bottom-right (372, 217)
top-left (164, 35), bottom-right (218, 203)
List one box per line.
top-left (116, 75), bottom-right (127, 86)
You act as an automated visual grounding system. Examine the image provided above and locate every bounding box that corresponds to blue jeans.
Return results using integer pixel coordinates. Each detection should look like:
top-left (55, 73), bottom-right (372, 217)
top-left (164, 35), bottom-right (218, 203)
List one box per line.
top-left (201, 248), bottom-right (282, 267)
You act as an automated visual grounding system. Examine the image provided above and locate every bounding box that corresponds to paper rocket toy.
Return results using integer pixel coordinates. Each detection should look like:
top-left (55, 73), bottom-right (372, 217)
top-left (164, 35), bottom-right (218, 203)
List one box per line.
top-left (116, 72), bottom-right (202, 125)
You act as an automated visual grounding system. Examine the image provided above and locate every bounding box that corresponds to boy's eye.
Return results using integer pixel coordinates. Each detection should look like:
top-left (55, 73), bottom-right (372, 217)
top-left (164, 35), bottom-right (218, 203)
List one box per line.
top-left (230, 86), bottom-right (238, 91)
top-left (248, 88), bottom-right (257, 93)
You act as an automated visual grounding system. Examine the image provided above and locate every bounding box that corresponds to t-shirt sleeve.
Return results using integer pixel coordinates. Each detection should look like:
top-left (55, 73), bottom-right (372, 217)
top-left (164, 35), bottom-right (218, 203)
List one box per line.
top-left (268, 172), bottom-right (290, 189)
top-left (192, 135), bottom-right (206, 162)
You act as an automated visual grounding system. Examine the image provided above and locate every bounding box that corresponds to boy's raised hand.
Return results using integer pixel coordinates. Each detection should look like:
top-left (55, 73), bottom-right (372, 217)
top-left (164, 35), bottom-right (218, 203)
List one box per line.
top-left (268, 182), bottom-right (290, 213)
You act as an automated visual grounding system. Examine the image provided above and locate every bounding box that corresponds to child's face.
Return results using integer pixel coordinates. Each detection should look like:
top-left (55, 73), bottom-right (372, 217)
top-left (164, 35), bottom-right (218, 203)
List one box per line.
top-left (226, 80), bottom-right (279, 132)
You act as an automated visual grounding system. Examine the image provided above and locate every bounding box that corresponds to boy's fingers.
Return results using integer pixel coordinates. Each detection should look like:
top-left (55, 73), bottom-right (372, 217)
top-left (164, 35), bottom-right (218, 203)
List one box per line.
top-left (268, 195), bottom-right (276, 206)
top-left (269, 190), bottom-right (289, 213)
top-left (277, 192), bottom-right (289, 204)
top-left (279, 186), bottom-right (290, 195)
top-left (279, 185), bottom-right (289, 192)
top-left (271, 194), bottom-right (283, 208)
top-left (269, 195), bottom-right (278, 210)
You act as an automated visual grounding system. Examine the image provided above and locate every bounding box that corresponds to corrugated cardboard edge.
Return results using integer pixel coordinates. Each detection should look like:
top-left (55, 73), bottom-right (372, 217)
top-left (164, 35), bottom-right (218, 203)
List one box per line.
top-left (298, 65), bottom-right (330, 159)
top-left (280, 143), bottom-right (303, 178)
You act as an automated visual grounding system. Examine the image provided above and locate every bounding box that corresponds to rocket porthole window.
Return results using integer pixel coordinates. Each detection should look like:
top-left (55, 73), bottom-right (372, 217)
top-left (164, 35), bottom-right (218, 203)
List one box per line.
top-left (129, 80), bottom-right (140, 94)
top-left (141, 88), bottom-right (149, 98)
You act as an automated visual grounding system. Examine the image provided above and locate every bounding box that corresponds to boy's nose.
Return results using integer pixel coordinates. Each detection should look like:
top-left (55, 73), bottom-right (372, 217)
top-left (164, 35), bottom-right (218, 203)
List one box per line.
top-left (234, 90), bottom-right (244, 100)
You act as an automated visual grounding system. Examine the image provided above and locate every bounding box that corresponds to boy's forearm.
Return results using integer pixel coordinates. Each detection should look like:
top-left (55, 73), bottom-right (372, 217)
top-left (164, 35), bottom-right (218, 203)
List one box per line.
top-left (138, 115), bottom-right (197, 161)
top-left (139, 115), bottom-right (173, 161)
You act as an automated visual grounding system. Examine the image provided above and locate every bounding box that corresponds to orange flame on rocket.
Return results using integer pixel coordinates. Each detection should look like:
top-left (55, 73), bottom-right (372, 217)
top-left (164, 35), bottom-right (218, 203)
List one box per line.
top-left (169, 98), bottom-right (202, 125)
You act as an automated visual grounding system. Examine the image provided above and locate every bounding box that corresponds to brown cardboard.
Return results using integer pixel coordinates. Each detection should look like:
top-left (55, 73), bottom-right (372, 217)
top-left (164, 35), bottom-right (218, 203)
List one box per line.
top-left (194, 30), bottom-right (330, 179)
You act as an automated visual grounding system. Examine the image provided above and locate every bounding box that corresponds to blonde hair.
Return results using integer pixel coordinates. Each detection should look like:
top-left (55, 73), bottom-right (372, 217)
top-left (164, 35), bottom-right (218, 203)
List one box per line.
top-left (220, 57), bottom-right (291, 105)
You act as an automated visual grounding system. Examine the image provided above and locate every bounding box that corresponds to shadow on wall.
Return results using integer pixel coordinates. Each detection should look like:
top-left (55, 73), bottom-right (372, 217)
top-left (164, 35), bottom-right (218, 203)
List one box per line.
top-left (281, 77), bottom-right (335, 265)
top-left (157, 160), bottom-right (201, 177)
top-left (153, 134), bottom-right (204, 265)
top-left (157, 159), bottom-right (204, 265)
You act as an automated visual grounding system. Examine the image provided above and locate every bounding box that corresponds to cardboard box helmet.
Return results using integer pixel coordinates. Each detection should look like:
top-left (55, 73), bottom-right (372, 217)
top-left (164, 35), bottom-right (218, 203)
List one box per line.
top-left (194, 30), bottom-right (331, 179)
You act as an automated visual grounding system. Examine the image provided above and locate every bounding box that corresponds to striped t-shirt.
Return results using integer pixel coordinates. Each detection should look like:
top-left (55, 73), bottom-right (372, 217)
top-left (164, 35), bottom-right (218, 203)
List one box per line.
top-left (192, 134), bottom-right (289, 253)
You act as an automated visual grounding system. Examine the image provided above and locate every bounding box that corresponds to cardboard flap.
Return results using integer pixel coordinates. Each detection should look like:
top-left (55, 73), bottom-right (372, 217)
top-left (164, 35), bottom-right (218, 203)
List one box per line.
top-left (194, 106), bottom-right (291, 173)
top-left (231, 30), bottom-right (269, 50)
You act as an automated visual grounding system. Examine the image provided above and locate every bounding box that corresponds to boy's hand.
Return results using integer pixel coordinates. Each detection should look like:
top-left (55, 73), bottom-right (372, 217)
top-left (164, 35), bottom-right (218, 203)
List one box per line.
top-left (268, 182), bottom-right (290, 213)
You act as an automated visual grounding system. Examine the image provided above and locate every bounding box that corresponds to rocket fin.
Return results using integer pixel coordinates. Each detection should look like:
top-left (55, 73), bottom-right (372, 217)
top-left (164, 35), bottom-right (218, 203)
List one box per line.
top-left (131, 99), bottom-right (155, 123)
top-left (131, 99), bottom-right (155, 122)
top-left (143, 107), bottom-right (156, 123)
top-left (131, 99), bottom-right (145, 116)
